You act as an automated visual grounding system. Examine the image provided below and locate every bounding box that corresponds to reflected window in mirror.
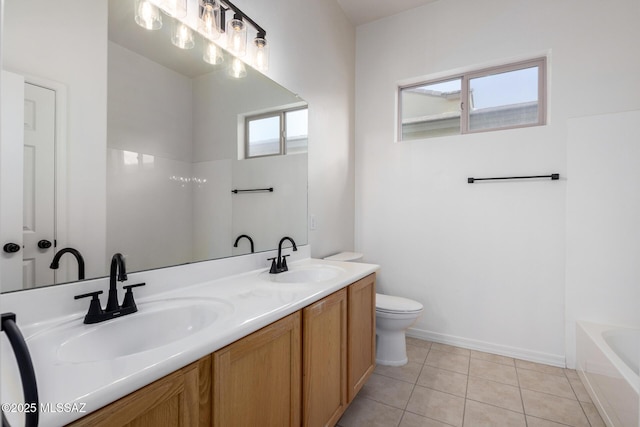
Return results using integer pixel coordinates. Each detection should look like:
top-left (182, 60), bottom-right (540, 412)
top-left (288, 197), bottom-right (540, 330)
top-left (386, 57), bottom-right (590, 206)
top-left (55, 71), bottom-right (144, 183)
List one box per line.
top-left (245, 107), bottom-right (308, 159)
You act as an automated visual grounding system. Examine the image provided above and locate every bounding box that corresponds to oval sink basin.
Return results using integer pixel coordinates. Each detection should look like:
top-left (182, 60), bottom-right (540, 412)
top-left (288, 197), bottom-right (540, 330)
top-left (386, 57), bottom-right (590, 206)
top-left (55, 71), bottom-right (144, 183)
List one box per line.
top-left (48, 298), bottom-right (232, 363)
top-left (269, 265), bottom-right (344, 284)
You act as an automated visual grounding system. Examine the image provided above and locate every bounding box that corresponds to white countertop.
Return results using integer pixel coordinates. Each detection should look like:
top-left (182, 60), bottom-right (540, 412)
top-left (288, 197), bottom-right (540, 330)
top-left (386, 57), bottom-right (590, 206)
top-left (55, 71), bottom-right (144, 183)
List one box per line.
top-left (1, 255), bottom-right (378, 426)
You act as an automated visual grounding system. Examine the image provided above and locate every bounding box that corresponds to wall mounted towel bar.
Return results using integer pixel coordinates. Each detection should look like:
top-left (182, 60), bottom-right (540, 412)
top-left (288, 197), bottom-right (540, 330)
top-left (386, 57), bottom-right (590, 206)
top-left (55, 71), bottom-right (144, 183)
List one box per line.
top-left (467, 174), bottom-right (559, 184)
top-left (231, 187), bottom-right (274, 194)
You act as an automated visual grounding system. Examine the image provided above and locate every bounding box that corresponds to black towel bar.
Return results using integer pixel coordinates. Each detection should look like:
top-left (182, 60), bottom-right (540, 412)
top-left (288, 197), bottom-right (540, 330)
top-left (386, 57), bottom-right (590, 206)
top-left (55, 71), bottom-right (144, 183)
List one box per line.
top-left (231, 187), bottom-right (274, 194)
top-left (467, 174), bottom-right (559, 183)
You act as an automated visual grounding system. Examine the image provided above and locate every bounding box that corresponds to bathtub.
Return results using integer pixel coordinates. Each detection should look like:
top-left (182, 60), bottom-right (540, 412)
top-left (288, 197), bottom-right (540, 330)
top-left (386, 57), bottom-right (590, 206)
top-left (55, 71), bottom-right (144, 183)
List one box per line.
top-left (576, 321), bottom-right (639, 427)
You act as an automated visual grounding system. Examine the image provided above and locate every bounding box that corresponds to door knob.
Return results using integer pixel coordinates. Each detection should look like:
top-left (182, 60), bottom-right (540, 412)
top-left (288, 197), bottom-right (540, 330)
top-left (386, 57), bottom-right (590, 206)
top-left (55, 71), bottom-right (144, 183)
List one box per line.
top-left (37, 240), bottom-right (52, 249)
top-left (3, 243), bottom-right (21, 253)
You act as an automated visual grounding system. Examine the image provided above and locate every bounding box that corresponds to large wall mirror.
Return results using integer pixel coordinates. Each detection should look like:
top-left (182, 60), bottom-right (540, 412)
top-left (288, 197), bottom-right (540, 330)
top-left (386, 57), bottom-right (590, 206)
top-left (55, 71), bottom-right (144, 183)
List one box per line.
top-left (0, 0), bottom-right (308, 293)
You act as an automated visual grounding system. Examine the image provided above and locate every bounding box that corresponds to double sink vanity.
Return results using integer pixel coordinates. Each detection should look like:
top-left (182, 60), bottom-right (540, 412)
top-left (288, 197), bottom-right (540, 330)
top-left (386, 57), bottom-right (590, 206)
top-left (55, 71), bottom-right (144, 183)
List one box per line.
top-left (2, 246), bottom-right (378, 426)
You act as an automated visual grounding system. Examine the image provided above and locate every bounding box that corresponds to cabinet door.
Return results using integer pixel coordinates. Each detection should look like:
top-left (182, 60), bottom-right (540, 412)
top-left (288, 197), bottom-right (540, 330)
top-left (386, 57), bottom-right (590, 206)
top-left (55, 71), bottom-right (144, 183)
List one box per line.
top-left (347, 273), bottom-right (376, 402)
top-left (303, 289), bottom-right (347, 427)
top-left (67, 357), bottom-right (209, 427)
top-left (212, 312), bottom-right (301, 427)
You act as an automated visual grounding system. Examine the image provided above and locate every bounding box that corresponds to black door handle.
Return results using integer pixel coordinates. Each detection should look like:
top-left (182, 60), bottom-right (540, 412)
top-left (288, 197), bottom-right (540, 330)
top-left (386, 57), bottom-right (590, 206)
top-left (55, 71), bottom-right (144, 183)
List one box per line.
top-left (37, 240), bottom-right (52, 249)
top-left (3, 243), bottom-right (21, 253)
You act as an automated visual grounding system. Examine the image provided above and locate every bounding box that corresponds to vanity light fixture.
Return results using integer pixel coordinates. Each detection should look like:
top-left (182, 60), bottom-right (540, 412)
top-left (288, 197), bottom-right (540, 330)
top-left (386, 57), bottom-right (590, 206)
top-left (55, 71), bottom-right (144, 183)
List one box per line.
top-left (171, 20), bottom-right (195, 49)
top-left (229, 57), bottom-right (247, 78)
top-left (199, 0), bottom-right (221, 40)
top-left (253, 32), bottom-right (269, 72)
top-left (226, 13), bottom-right (247, 56)
top-left (135, 0), bottom-right (162, 30)
top-left (203, 41), bottom-right (224, 65)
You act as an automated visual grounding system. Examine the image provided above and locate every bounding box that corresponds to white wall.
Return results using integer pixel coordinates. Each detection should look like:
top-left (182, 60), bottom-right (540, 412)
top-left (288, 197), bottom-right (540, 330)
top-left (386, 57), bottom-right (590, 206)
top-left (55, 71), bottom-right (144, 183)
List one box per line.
top-left (237, 0), bottom-right (356, 258)
top-left (355, 0), bottom-right (640, 365)
top-left (2, 0), bottom-right (108, 280)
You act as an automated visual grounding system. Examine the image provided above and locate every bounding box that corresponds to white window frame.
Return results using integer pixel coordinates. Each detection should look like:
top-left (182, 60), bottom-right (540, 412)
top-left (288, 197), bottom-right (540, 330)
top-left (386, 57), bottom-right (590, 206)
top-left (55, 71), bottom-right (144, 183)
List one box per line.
top-left (398, 57), bottom-right (547, 141)
top-left (244, 106), bottom-right (308, 159)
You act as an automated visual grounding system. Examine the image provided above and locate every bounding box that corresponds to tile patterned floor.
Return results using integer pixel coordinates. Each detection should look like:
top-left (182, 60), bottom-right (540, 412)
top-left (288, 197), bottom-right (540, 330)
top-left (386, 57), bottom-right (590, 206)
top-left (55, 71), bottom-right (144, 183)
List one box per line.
top-left (337, 338), bottom-right (605, 427)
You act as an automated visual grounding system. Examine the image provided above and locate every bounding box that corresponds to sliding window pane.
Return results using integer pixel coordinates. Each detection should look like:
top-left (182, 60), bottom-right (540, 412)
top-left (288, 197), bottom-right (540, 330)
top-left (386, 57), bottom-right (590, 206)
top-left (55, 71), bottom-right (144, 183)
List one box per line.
top-left (400, 78), bottom-right (462, 140)
top-left (285, 108), bottom-right (308, 154)
top-left (468, 66), bottom-right (539, 132)
top-left (247, 115), bottom-right (280, 157)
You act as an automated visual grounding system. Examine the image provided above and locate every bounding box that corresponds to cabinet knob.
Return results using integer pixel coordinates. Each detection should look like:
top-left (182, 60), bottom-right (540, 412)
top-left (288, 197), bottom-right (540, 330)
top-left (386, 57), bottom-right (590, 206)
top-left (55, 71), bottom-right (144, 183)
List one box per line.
top-left (3, 243), bottom-right (21, 253)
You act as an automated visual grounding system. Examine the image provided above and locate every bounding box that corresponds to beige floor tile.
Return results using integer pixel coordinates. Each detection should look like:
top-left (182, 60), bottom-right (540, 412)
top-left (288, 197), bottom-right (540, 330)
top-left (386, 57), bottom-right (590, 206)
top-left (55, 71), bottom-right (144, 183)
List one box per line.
top-left (406, 385), bottom-right (465, 427)
top-left (470, 350), bottom-right (515, 366)
top-left (431, 343), bottom-right (471, 357)
top-left (580, 402), bottom-right (605, 427)
top-left (463, 400), bottom-right (526, 427)
top-left (399, 412), bottom-right (452, 427)
top-left (375, 361), bottom-right (423, 384)
top-left (517, 368), bottom-right (575, 399)
top-left (407, 344), bottom-right (430, 364)
top-left (407, 337), bottom-right (433, 349)
top-left (526, 415), bottom-right (572, 426)
top-left (360, 373), bottom-right (415, 410)
top-left (338, 396), bottom-right (404, 427)
top-left (568, 377), bottom-right (592, 403)
top-left (469, 358), bottom-right (518, 386)
top-left (466, 376), bottom-right (523, 413)
top-left (425, 349), bottom-right (470, 375)
top-left (564, 369), bottom-right (580, 380)
top-left (417, 365), bottom-right (468, 397)
top-left (515, 359), bottom-right (565, 377)
top-left (521, 389), bottom-right (589, 427)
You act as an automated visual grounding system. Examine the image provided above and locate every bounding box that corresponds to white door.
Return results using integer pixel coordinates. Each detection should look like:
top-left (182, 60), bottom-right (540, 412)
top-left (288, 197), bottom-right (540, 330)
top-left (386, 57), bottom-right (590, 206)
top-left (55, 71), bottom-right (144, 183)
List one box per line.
top-left (22, 83), bottom-right (56, 288)
top-left (0, 71), bottom-right (25, 292)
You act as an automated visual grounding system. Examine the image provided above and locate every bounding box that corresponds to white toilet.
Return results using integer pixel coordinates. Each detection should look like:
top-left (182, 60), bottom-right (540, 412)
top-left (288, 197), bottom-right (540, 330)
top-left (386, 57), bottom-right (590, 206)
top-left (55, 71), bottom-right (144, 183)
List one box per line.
top-left (324, 252), bottom-right (424, 367)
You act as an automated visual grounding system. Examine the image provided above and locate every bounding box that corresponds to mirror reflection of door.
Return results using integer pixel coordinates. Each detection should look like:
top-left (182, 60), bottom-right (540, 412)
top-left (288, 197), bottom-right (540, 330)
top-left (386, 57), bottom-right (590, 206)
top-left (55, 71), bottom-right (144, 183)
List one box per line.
top-left (22, 83), bottom-right (56, 288)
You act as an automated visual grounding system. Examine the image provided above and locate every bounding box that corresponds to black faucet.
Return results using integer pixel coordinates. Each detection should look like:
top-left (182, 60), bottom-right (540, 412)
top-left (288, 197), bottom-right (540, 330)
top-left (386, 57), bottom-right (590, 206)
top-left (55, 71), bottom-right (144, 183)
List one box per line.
top-left (268, 237), bottom-right (297, 274)
top-left (234, 234), bottom-right (254, 253)
top-left (73, 253), bottom-right (145, 324)
top-left (49, 247), bottom-right (85, 280)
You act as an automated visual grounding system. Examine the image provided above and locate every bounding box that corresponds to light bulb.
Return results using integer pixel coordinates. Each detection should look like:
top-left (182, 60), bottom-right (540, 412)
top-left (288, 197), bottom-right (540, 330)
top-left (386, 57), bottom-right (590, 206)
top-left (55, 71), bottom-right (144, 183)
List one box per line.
top-left (226, 18), bottom-right (247, 57)
top-left (135, 0), bottom-right (162, 30)
top-left (203, 41), bottom-right (224, 65)
top-left (171, 21), bottom-right (195, 49)
top-left (199, 0), bottom-right (221, 40)
top-left (229, 57), bottom-right (247, 79)
top-left (253, 37), bottom-right (269, 72)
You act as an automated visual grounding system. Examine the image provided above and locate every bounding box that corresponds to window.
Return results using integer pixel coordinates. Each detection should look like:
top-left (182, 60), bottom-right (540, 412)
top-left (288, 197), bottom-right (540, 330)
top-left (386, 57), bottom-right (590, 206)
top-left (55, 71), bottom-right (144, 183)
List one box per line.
top-left (245, 107), bottom-right (308, 158)
top-left (398, 58), bottom-right (546, 141)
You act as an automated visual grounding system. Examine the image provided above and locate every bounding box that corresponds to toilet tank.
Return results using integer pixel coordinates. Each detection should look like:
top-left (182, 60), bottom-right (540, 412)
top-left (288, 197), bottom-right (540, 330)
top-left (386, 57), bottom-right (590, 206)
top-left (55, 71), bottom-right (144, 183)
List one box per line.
top-left (323, 252), bottom-right (363, 262)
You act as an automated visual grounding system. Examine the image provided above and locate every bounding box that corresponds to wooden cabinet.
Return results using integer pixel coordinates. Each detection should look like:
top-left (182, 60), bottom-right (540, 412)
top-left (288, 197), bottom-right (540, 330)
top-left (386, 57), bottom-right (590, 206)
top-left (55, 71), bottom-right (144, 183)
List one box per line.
top-left (212, 312), bottom-right (301, 427)
top-left (302, 289), bottom-right (347, 427)
top-left (67, 357), bottom-right (211, 427)
top-left (347, 274), bottom-right (376, 402)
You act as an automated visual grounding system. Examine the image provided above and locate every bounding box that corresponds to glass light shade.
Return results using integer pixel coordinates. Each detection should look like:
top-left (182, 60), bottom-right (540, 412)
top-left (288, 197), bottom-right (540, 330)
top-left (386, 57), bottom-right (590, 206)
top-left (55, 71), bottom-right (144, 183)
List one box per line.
top-left (171, 20), bottom-right (195, 49)
top-left (229, 57), bottom-right (247, 79)
top-left (135, 0), bottom-right (162, 30)
top-left (199, 0), bottom-right (221, 40)
top-left (159, 0), bottom-right (187, 18)
top-left (226, 18), bottom-right (247, 57)
top-left (203, 41), bottom-right (224, 65)
top-left (253, 37), bottom-right (269, 72)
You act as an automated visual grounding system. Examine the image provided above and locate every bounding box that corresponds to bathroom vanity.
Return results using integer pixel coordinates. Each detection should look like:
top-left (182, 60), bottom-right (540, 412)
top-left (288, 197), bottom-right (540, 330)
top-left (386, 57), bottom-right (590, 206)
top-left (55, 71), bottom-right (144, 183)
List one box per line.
top-left (1, 251), bottom-right (377, 427)
top-left (69, 274), bottom-right (375, 427)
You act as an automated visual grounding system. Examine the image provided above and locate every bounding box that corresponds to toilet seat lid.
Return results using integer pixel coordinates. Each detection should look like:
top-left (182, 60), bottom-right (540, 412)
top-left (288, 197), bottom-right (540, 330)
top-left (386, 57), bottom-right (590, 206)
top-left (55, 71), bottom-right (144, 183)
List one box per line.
top-left (376, 293), bottom-right (423, 313)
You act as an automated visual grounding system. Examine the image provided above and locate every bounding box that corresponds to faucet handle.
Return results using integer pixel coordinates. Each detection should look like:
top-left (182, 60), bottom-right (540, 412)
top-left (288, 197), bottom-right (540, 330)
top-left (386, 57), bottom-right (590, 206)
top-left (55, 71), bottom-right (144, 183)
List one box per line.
top-left (281, 254), bottom-right (290, 272)
top-left (74, 291), bottom-right (104, 324)
top-left (267, 257), bottom-right (278, 274)
top-left (122, 283), bottom-right (145, 310)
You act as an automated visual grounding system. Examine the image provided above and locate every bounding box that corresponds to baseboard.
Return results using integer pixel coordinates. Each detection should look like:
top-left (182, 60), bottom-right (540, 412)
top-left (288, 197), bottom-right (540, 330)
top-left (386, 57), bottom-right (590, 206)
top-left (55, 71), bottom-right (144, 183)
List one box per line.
top-left (406, 327), bottom-right (566, 368)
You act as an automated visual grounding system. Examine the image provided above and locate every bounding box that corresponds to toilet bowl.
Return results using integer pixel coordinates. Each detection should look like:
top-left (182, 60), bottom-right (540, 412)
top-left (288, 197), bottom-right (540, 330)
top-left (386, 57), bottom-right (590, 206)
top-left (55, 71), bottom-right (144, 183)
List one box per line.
top-left (324, 252), bottom-right (424, 367)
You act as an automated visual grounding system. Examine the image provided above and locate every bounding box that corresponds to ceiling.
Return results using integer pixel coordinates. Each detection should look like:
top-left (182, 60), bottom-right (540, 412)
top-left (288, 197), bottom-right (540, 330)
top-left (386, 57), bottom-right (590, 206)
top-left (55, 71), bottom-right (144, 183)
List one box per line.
top-left (336, 0), bottom-right (439, 26)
